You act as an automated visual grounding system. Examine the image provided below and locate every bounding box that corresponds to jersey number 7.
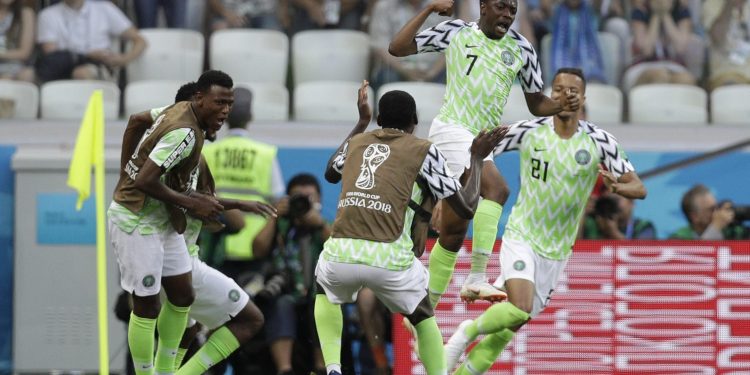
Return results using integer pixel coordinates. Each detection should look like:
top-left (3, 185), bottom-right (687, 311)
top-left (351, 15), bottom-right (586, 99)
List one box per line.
top-left (466, 54), bottom-right (478, 76)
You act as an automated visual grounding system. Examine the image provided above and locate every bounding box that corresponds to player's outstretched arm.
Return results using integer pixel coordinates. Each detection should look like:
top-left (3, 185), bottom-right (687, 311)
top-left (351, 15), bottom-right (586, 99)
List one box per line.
top-left (389, 0), bottom-right (454, 57)
top-left (325, 80), bottom-right (372, 183)
top-left (524, 90), bottom-right (580, 117)
top-left (600, 168), bottom-right (647, 200)
top-left (444, 126), bottom-right (508, 218)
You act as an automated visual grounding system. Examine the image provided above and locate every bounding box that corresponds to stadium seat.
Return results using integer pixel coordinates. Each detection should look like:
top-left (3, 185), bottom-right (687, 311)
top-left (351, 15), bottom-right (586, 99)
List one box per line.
top-left (128, 29), bottom-right (204, 82)
top-left (41, 80), bottom-right (120, 120)
top-left (235, 82), bottom-right (290, 121)
top-left (0, 81), bottom-right (39, 119)
top-left (629, 84), bottom-right (707, 124)
top-left (585, 84), bottom-right (623, 123)
top-left (292, 30), bottom-right (369, 85)
top-left (711, 85), bottom-right (750, 125)
top-left (210, 29), bottom-right (289, 85)
top-left (376, 82), bottom-right (446, 124)
top-left (124, 80), bottom-right (184, 116)
top-left (541, 32), bottom-right (622, 86)
top-left (294, 81), bottom-right (374, 122)
top-left (501, 85), bottom-right (534, 123)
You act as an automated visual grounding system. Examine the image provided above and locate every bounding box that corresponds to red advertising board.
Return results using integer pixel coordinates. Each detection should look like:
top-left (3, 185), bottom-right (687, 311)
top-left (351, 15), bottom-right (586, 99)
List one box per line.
top-left (392, 240), bottom-right (750, 374)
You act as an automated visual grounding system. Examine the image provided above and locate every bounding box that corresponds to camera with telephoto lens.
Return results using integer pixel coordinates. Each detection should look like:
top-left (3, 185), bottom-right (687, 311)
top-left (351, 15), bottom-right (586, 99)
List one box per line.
top-left (594, 195), bottom-right (621, 220)
top-left (287, 194), bottom-right (312, 219)
top-left (721, 200), bottom-right (750, 223)
top-left (255, 274), bottom-right (288, 302)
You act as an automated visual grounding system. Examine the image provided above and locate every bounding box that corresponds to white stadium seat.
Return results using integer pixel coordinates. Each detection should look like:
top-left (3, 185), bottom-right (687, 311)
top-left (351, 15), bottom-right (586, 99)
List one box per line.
top-left (501, 85), bottom-right (534, 123)
top-left (376, 82), bottom-right (446, 125)
top-left (0, 81), bottom-right (39, 119)
top-left (128, 29), bottom-right (204, 82)
top-left (292, 30), bottom-right (369, 85)
top-left (629, 84), bottom-right (707, 124)
top-left (41, 80), bottom-right (120, 120)
top-left (585, 83), bottom-right (623, 123)
top-left (235, 82), bottom-right (290, 121)
top-left (124, 80), bottom-right (184, 116)
top-left (710, 85), bottom-right (750, 125)
top-left (210, 29), bottom-right (289, 85)
top-left (294, 81), bottom-right (374, 122)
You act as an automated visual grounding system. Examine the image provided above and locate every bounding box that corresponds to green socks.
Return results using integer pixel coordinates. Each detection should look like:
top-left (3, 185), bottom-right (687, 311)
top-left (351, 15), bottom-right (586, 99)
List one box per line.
top-left (173, 348), bottom-right (187, 371)
top-left (454, 329), bottom-right (515, 375)
top-left (128, 313), bottom-right (157, 375)
top-left (471, 200), bottom-right (502, 276)
top-left (314, 294), bottom-right (343, 369)
top-left (155, 301), bottom-right (190, 374)
top-left (465, 302), bottom-right (529, 339)
top-left (414, 317), bottom-right (447, 375)
top-left (428, 242), bottom-right (458, 308)
top-left (175, 327), bottom-right (239, 375)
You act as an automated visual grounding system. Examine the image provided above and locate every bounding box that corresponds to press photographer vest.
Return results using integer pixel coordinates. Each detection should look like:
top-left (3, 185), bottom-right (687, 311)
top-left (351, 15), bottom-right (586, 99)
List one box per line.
top-left (203, 134), bottom-right (276, 260)
top-left (112, 101), bottom-right (205, 233)
top-left (332, 128), bottom-right (432, 242)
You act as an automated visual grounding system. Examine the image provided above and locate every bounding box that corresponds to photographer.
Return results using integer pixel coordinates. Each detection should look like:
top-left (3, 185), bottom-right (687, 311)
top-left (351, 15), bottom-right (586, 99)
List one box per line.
top-left (252, 173), bottom-right (331, 375)
top-left (670, 184), bottom-right (750, 240)
top-left (582, 193), bottom-right (657, 240)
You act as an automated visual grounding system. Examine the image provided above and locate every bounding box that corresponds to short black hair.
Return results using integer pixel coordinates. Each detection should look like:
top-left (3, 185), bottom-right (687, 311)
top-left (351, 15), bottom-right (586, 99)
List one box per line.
top-left (681, 184), bottom-right (711, 222)
top-left (195, 70), bottom-right (233, 94)
top-left (287, 173), bottom-right (321, 195)
top-left (228, 87), bottom-right (253, 129)
top-left (174, 81), bottom-right (198, 103)
top-left (554, 67), bottom-right (587, 89)
top-left (378, 90), bottom-right (418, 130)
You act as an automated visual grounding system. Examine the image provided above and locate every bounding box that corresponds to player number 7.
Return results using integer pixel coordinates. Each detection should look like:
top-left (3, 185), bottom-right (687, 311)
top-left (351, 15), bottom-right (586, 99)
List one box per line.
top-left (466, 54), bottom-right (478, 76)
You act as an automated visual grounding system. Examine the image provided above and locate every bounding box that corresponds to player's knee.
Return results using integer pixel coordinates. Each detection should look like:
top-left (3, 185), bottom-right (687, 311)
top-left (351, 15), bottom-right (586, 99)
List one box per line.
top-left (483, 184), bottom-right (510, 204)
top-left (511, 300), bottom-right (534, 316)
top-left (232, 302), bottom-right (264, 343)
top-left (169, 289), bottom-right (195, 307)
top-left (405, 296), bottom-right (433, 326)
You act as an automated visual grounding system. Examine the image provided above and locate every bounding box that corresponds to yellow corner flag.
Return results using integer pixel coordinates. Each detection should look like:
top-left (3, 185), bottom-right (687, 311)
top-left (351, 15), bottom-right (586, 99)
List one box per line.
top-left (66, 90), bottom-right (109, 375)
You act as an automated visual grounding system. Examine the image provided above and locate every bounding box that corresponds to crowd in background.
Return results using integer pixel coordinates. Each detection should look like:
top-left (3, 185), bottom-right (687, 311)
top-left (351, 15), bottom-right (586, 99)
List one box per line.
top-left (3, 0), bottom-right (750, 93)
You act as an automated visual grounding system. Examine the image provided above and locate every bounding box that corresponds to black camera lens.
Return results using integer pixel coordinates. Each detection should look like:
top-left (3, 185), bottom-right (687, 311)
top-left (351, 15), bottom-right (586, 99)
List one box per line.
top-left (288, 194), bottom-right (312, 218)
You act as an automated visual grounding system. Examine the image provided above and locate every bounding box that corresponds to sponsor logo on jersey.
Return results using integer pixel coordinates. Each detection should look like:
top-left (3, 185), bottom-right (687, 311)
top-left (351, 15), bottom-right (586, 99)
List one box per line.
top-left (575, 149), bottom-right (591, 165)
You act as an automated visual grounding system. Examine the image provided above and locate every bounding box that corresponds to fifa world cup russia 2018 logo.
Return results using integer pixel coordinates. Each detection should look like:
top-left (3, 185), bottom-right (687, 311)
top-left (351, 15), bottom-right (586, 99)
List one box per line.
top-left (356, 144), bottom-right (390, 190)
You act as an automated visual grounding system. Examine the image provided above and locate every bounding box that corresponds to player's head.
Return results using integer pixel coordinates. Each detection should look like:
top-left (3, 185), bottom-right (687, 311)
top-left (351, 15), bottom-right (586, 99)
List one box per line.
top-left (479, 0), bottom-right (517, 40)
top-left (551, 67), bottom-right (587, 120)
top-left (174, 81), bottom-right (198, 103)
top-left (376, 90), bottom-right (418, 133)
top-left (227, 87), bottom-right (253, 130)
top-left (681, 184), bottom-right (716, 229)
top-left (193, 70), bottom-right (234, 134)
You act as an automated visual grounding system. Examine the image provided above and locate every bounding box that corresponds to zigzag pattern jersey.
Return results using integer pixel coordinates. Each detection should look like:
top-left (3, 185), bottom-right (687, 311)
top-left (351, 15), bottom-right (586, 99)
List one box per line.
top-left (415, 20), bottom-right (543, 134)
top-left (495, 117), bottom-right (635, 260)
top-left (325, 143), bottom-right (460, 270)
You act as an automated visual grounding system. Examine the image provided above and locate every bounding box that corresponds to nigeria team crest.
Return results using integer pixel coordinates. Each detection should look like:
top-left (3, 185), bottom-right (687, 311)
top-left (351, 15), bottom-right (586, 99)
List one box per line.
top-left (575, 150), bottom-right (591, 165)
top-left (501, 51), bottom-right (514, 66)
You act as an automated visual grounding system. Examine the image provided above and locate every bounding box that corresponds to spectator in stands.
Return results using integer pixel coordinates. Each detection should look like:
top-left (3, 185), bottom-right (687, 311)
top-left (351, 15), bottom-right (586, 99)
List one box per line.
top-left (369, 0), bottom-right (447, 90)
top-left (549, 0), bottom-right (607, 83)
top-left (252, 173), bottom-right (331, 375)
top-left (209, 0), bottom-right (289, 32)
top-left (592, 0), bottom-right (631, 69)
top-left (133, 0), bottom-right (186, 29)
top-left (289, 0), bottom-right (369, 33)
top-left (458, 0), bottom-right (535, 46)
top-left (622, 0), bottom-right (704, 91)
top-left (582, 193), bottom-right (657, 239)
top-left (35, 0), bottom-right (147, 82)
top-left (670, 184), bottom-right (749, 240)
top-left (702, 0), bottom-right (750, 90)
top-left (0, 0), bottom-right (35, 82)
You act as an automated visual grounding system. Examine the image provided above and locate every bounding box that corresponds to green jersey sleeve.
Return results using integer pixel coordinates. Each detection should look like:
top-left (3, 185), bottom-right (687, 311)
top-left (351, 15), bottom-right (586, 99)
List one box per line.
top-left (149, 128), bottom-right (196, 171)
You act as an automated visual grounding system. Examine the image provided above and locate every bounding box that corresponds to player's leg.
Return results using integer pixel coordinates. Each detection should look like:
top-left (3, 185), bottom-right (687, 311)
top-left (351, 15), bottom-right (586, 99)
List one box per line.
top-left (174, 320), bottom-right (200, 370)
top-left (175, 259), bottom-right (261, 375)
top-left (157, 231), bottom-right (195, 374)
top-left (314, 258), bottom-right (362, 375)
top-left (452, 329), bottom-right (515, 375)
top-left (356, 288), bottom-right (390, 374)
top-left (110, 221), bottom-right (166, 375)
top-left (461, 161), bottom-right (510, 303)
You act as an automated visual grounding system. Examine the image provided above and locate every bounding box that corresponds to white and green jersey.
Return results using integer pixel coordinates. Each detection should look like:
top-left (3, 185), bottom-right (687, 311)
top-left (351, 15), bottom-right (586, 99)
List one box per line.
top-left (323, 143), bottom-right (461, 271)
top-left (415, 20), bottom-right (543, 134)
top-left (107, 127), bottom-right (197, 234)
top-left (496, 117), bottom-right (634, 260)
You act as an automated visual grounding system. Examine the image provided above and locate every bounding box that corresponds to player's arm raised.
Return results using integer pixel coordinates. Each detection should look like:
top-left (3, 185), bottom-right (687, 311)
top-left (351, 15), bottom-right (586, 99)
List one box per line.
top-left (120, 111), bottom-right (153, 170)
top-left (389, 0), bottom-right (454, 57)
top-left (325, 80), bottom-right (372, 183)
top-left (524, 90), bottom-right (580, 117)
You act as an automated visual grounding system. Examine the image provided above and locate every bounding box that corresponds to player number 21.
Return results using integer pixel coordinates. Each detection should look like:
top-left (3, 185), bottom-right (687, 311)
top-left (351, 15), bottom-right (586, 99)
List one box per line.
top-left (531, 157), bottom-right (549, 182)
top-left (465, 54), bottom-right (478, 76)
